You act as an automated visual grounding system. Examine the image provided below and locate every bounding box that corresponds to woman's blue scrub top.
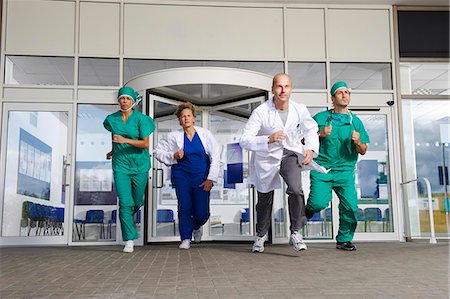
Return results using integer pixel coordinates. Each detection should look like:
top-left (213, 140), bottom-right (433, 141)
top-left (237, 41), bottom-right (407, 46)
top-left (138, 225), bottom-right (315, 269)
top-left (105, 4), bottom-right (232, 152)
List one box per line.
top-left (103, 110), bottom-right (155, 174)
top-left (171, 132), bottom-right (209, 188)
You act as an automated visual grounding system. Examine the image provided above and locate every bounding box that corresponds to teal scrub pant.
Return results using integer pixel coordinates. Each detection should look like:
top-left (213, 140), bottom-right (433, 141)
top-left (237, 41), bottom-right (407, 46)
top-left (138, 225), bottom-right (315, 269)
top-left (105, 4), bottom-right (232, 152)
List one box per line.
top-left (113, 172), bottom-right (148, 241)
top-left (306, 169), bottom-right (358, 243)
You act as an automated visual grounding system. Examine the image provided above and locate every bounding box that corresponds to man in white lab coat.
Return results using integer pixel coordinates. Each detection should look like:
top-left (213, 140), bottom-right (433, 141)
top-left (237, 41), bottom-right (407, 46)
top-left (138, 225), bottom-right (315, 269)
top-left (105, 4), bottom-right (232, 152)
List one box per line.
top-left (240, 73), bottom-right (319, 253)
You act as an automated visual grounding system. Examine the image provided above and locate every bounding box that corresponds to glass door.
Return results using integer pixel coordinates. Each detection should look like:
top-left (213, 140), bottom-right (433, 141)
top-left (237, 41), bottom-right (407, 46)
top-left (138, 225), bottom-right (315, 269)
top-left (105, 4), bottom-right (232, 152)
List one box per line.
top-left (298, 107), bottom-right (398, 242)
top-left (149, 92), bottom-right (266, 242)
top-left (352, 108), bottom-right (397, 240)
top-left (0, 103), bottom-right (73, 245)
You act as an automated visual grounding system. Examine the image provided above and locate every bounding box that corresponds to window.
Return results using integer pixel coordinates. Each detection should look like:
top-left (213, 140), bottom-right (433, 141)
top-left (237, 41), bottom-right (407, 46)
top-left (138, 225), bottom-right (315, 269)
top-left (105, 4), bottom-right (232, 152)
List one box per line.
top-left (4, 56), bottom-right (74, 85)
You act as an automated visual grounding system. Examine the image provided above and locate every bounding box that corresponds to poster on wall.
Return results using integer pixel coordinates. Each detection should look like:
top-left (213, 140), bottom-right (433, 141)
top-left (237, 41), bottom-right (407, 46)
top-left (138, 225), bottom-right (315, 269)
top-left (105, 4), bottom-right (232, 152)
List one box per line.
top-left (226, 143), bottom-right (243, 184)
top-left (75, 161), bottom-right (116, 205)
top-left (17, 128), bottom-right (51, 200)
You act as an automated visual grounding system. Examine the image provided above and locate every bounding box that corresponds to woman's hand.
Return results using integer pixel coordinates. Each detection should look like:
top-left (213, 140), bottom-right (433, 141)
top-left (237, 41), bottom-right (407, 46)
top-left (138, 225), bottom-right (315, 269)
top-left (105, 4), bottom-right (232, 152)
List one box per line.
top-left (200, 179), bottom-right (213, 192)
top-left (112, 134), bottom-right (127, 144)
top-left (106, 150), bottom-right (114, 160)
top-left (173, 149), bottom-right (184, 160)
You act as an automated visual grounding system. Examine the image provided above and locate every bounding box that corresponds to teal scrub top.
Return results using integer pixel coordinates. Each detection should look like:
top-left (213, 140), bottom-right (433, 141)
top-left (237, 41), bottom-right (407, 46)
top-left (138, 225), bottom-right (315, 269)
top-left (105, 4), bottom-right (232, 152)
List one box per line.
top-left (103, 110), bottom-right (156, 174)
top-left (313, 110), bottom-right (369, 171)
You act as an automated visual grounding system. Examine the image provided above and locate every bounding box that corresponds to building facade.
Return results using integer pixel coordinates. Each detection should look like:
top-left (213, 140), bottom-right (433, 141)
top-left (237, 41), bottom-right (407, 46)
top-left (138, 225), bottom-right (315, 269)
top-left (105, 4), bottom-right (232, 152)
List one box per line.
top-left (0, 0), bottom-right (448, 246)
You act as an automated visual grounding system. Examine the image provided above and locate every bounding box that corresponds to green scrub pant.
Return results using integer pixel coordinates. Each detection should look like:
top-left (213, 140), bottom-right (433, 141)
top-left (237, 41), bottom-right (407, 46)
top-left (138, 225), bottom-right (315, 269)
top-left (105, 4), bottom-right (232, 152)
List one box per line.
top-left (113, 172), bottom-right (148, 241)
top-left (306, 169), bottom-right (358, 243)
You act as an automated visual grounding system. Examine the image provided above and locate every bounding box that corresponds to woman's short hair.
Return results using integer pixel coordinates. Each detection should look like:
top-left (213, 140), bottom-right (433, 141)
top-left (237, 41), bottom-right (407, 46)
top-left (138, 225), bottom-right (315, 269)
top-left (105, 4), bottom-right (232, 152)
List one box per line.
top-left (175, 102), bottom-right (196, 119)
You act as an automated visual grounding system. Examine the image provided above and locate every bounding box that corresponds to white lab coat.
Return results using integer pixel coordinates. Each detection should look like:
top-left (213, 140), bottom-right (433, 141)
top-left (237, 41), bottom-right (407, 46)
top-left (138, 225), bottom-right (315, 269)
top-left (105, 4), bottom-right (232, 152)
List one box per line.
top-left (239, 99), bottom-right (319, 193)
top-left (154, 126), bottom-right (222, 183)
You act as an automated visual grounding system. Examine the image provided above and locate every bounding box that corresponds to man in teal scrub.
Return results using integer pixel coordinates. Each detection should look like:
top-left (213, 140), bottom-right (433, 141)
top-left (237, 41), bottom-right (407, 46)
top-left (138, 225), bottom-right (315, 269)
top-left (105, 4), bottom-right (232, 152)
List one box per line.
top-left (104, 86), bottom-right (155, 253)
top-left (305, 81), bottom-right (369, 251)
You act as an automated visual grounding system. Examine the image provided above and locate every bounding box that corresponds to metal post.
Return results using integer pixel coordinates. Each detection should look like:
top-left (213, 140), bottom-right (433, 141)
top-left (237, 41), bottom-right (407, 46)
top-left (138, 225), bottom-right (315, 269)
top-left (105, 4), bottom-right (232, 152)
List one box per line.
top-left (421, 177), bottom-right (437, 244)
top-left (401, 177), bottom-right (437, 244)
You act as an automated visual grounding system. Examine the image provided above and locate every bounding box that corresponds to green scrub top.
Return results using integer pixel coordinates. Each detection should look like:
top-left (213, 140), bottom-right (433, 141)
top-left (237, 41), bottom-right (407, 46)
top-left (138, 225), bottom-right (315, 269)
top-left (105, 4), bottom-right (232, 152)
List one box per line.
top-left (313, 110), bottom-right (369, 171)
top-left (103, 110), bottom-right (156, 174)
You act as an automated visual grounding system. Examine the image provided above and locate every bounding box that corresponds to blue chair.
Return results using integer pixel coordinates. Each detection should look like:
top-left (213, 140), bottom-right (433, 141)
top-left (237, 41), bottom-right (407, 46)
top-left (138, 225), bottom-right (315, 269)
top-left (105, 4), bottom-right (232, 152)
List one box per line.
top-left (240, 208), bottom-right (250, 234)
top-left (49, 207), bottom-right (64, 236)
top-left (364, 207), bottom-right (383, 232)
top-left (357, 208), bottom-right (368, 232)
top-left (134, 209), bottom-right (141, 224)
top-left (107, 210), bottom-right (117, 239)
top-left (305, 211), bottom-right (325, 236)
top-left (325, 207), bottom-right (332, 235)
top-left (74, 210), bottom-right (105, 240)
top-left (157, 209), bottom-right (176, 235)
top-left (382, 208), bottom-right (390, 232)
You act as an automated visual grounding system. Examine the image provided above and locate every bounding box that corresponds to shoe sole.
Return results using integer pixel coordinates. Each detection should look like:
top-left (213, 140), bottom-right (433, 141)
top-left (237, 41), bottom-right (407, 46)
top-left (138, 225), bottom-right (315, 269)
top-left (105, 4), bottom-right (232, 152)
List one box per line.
top-left (336, 246), bottom-right (356, 251)
top-left (289, 240), bottom-right (307, 251)
top-left (252, 248), bottom-right (264, 253)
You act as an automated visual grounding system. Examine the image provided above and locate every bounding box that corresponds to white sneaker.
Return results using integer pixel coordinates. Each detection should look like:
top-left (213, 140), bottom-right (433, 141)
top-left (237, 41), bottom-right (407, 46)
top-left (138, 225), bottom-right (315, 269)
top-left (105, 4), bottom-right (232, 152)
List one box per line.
top-left (193, 229), bottom-right (202, 243)
top-left (252, 235), bottom-right (268, 253)
top-left (179, 239), bottom-right (191, 249)
top-left (290, 231), bottom-right (307, 251)
top-left (123, 240), bottom-right (134, 253)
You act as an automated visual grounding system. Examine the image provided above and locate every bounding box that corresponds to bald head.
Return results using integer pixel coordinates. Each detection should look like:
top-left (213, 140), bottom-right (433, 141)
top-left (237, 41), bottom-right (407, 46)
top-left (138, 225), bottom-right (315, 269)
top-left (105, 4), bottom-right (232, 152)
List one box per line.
top-left (272, 73), bottom-right (292, 88)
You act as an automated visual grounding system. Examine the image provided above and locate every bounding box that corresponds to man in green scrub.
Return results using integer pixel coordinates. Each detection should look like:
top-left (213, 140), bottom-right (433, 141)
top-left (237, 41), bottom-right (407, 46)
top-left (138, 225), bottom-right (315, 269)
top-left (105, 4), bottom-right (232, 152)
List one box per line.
top-left (104, 86), bottom-right (155, 253)
top-left (305, 81), bottom-right (369, 251)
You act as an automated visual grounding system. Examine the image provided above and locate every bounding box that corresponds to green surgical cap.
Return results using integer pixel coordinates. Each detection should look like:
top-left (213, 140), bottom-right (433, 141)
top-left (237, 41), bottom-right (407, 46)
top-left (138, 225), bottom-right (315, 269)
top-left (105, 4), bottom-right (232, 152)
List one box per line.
top-left (118, 86), bottom-right (140, 102)
top-left (330, 81), bottom-right (349, 96)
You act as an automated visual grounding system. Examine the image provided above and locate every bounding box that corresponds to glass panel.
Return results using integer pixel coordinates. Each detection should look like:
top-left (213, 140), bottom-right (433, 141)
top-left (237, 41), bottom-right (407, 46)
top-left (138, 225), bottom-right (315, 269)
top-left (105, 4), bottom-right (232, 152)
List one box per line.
top-left (402, 100), bottom-right (450, 238)
top-left (209, 113), bottom-right (251, 236)
top-left (4, 56), bottom-right (74, 85)
top-left (2, 111), bottom-right (68, 237)
top-left (153, 102), bottom-right (202, 238)
top-left (400, 62), bottom-right (450, 96)
top-left (78, 58), bottom-right (119, 86)
top-left (288, 62), bottom-right (326, 89)
top-left (355, 114), bottom-right (392, 233)
top-left (330, 63), bottom-right (392, 90)
top-left (124, 59), bottom-right (283, 82)
top-left (73, 104), bottom-right (118, 242)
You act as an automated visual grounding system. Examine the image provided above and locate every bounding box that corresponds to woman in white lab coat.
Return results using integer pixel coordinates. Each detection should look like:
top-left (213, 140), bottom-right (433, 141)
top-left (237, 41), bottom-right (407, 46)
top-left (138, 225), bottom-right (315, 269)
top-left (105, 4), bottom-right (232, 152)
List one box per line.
top-left (155, 102), bottom-right (222, 250)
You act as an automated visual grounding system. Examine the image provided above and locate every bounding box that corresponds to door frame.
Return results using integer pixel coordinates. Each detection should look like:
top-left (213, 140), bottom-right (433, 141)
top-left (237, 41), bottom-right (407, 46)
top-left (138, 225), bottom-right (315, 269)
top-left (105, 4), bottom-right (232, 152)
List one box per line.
top-left (126, 67), bottom-right (273, 243)
top-left (0, 102), bottom-right (74, 246)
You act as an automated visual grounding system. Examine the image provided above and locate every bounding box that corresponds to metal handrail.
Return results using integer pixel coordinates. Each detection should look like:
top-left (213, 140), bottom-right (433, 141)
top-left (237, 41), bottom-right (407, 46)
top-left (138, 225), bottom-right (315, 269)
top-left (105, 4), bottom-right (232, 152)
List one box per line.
top-left (401, 177), bottom-right (437, 244)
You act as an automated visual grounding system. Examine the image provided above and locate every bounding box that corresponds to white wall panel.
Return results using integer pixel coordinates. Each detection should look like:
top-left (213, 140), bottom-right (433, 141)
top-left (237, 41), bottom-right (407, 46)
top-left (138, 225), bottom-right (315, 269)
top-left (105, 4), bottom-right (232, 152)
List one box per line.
top-left (124, 4), bottom-right (283, 59)
top-left (291, 92), bottom-right (328, 107)
top-left (5, 0), bottom-right (75, 55)
top-left (3, 88), bottom-right (74, 102)
top-left (79, 2), bottom-right (120, 56)
top-left (327, 9), bottom-right (391, 61)
top-left (78, 89), bottom-right (117, 103)
top-left (349, 93), bottom-right (394, 107)
top-left (286, 9), bottom-right (326, 61)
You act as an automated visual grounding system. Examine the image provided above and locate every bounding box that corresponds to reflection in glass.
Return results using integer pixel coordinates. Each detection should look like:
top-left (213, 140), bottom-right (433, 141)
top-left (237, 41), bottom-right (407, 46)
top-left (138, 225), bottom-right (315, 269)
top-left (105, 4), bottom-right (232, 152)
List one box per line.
top-left (209, 113), bottom-right (251, 236)
top-left (2, 111), bottom-right (68, 237)
top-left (288, 62), bottom-right (326, 89)
top-left (79, 58), bottom-right (119, 86)
top-left (402, 100), bottom-right (450, 238)
top-left (4, 56), bottom-right (74, 85)
top-left (355, 114), bottom-right (392, 233)
top-left (74, 104), bottom-right (117, 242)
top-left (400, 62), bottom-right (450, 95)
top-left (330, 63), bottom-right (392, 90)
